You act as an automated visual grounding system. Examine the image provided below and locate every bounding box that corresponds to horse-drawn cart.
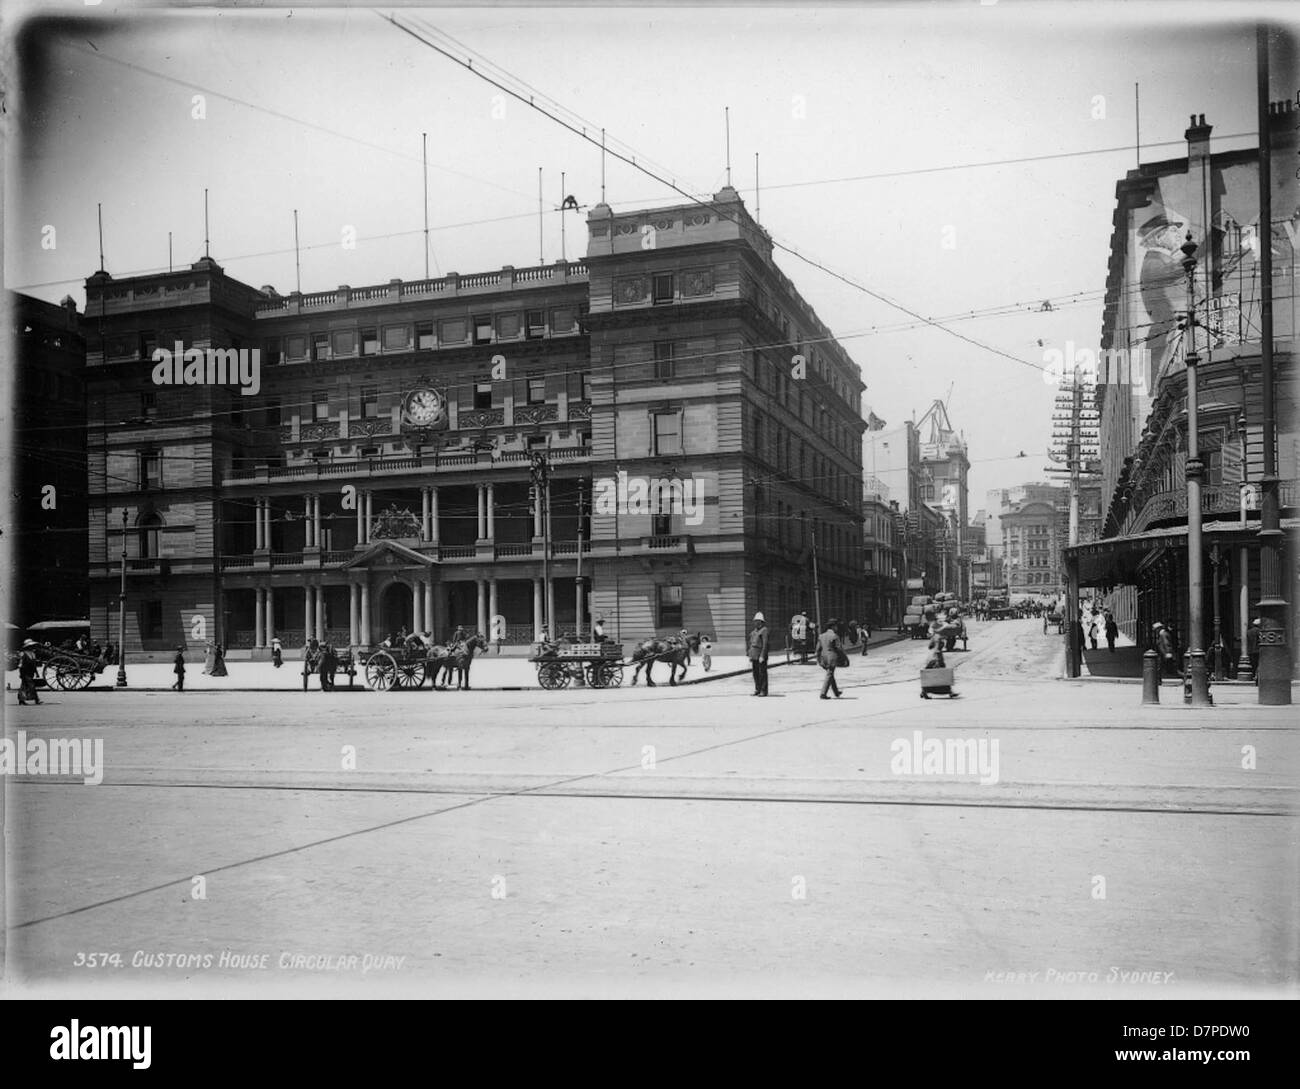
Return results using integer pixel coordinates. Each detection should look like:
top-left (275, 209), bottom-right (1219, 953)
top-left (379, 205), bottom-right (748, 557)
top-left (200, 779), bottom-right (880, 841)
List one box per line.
top-left (301, 645), bottom-right (357, 690)
top-left (532, 642), bottom-right (625, 690)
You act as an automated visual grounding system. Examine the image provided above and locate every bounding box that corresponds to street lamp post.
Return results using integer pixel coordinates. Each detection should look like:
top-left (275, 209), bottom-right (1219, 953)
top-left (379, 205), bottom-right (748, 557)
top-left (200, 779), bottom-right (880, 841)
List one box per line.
top-left (1235, 408), bottom-right (1254, 680)
top-left (1180, 232), bottom-right (1211, 706)
top-left (116, 507), bottom-right (128, 688)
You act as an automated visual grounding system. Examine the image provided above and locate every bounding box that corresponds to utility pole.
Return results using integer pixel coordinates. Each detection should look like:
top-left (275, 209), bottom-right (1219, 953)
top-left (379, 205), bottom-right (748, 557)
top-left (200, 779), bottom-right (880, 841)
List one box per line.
top-left (811, 528), bottom-right (823, 635)
top-left (116, 507), bottom-right (128, 688)
top-left (1181, 232), bottom-right (1212, 705)
top-left (575, 480), bottom-right (586, 642)
top-left (1065, 374), bottom-right (1082, 678)
top-left (1255, 22), bottom-right (1291, 705)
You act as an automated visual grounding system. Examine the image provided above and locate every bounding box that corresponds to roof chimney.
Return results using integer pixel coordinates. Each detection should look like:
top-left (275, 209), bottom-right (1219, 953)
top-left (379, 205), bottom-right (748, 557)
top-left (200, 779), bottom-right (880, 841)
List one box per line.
top-left (1185, 112), bottom-right (1212, 162)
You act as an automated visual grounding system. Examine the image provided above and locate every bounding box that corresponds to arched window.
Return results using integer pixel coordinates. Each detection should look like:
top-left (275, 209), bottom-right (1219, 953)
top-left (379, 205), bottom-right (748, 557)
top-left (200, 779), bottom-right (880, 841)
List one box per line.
top-left (138, 512), bottom-right (163, 558)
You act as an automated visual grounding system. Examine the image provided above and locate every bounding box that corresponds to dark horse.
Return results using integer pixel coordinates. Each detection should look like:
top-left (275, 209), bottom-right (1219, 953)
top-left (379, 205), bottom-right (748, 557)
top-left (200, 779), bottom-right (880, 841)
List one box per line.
top-left (630, 634), bottom-right (698, 686)
top-left (431, 634), bottom-right (487, 690)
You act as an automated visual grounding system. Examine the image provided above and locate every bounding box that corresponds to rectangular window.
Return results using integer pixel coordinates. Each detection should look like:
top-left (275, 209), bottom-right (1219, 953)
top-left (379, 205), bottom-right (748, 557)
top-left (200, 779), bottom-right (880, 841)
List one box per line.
top-left (332, 330), bottom-right (356, 358)
top-left (551, 307), bottom-right (576, 333)
top-left (313, 391), bottom-right (329, 421)
top-left (141, 391), bottom-right (158, 418)
top-left (416, 321), bottom-right (435, 350)
top-left (286, 335), bottom-right (308, 361)
top-left (652, 512), bottom-right (673, 537)
top-left (312, 334), bottom-right (330, 362)
top-left (653, 411), bottom-right (682, 456)
top-left (359, 445), bottom-right (380, 458)
top-left (139, 331), bottom-right (157, 360)
top-left (383, 325), bottom-right (410, 351)
top-left (361, 328), bottom-right (379, 356)
top-left (526, 374), bottom-right (546, 405)
top-left (473, 314), bottom-right (493, 344)
top-left (139, 451), bottom-right (161, 490)
top-left (440, 319), bottom-right (466, 345)
top-left (526, 434), bottom-right (548, 450)
top-left (361, 386), bottom-right (379, 418)
top-left (653, 341), bottom-right (675, 380)
top-left (497, 313), bottom-right (521, 339)
top-left (578, 430), bottom-right (592, 448)
top-left (657, 584), bottom-right (683, 627)
top-left (526, 309), bottom-right (546, 338)
top-left (263, 338), bottom-right (282, 366)
top-left (474, 379), bottom-right (493, 411)
top-left (579, 371), bottom-right (591, 402)
top-left (652, 273), bottom-right (674, 305)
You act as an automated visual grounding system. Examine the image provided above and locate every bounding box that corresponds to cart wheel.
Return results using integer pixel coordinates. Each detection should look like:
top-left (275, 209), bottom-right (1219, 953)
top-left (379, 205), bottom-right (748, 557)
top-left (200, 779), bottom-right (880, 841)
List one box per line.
top-left (586, 663), bottom-right (606, 688)
top-left (68, 664), bottom-right (95, 691)
top-left (603, 664), bottom-right (624, 688)
top-left (394, 659), bottom-right (426, 688)
top-left (49, 656), bottom-right (82, 691)
top-left (537, 661), bottom-right (569, 690)
top-left (366, 650), bottom-right (398, 691)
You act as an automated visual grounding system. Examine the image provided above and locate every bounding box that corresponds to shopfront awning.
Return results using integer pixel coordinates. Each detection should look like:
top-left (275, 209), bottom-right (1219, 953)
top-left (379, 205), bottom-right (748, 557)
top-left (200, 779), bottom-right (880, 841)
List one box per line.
top-left (1064, 519), bottom-right (1297, 588)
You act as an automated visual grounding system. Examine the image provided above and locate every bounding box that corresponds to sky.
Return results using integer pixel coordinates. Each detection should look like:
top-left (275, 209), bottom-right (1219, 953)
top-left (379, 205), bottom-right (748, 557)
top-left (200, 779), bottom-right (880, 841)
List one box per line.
top-left (6, 1), bottom-right (1297, 503)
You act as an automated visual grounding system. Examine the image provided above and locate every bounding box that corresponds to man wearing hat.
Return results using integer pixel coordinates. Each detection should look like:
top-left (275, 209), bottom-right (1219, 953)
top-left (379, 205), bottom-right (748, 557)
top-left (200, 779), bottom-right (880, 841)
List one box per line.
top-left (17, 640), bottom-right (41, 705)
top-left (817, 619), bottom-right (845, 699)
top-left (1153, 622), bottom-right (1178, 680)
top-left (172, 645), bottom-right (186, 691)
top-left (1246, 618), bottom-right (1261, 682)
top-left (748, 612), bottom-right (769, 696)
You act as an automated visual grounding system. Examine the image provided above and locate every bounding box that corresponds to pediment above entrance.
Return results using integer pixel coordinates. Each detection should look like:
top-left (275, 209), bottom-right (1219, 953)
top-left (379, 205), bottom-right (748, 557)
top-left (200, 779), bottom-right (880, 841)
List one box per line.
top-left (341, 539), bottom-right (438, 570)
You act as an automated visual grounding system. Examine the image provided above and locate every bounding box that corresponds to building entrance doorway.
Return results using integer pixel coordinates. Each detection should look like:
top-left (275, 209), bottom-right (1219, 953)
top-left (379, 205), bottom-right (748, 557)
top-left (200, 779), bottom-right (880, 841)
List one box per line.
top-left (379, 581), bottom-right (413, 641)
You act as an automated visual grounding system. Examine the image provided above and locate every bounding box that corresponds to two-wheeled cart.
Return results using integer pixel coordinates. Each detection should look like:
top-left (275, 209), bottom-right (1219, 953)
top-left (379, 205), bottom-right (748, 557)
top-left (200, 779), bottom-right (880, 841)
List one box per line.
top-left (531, 642), bottom-right (625, 690)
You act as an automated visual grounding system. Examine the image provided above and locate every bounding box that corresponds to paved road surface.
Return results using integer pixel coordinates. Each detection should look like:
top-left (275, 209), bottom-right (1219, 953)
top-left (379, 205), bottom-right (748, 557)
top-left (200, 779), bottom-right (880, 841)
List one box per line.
top-left (3, 619), bottom-right (1296, 997)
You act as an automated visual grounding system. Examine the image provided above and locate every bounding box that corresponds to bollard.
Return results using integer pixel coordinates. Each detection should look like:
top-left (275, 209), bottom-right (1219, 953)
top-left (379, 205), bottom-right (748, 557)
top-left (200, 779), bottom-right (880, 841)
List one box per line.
top-left (1141, 650), bottom-right (1160, 705)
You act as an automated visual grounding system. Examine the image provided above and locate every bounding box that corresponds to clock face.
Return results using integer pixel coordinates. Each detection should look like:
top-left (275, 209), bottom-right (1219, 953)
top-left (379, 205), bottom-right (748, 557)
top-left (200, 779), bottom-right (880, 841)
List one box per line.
top-left (404, 387), bottom-right (446, 427)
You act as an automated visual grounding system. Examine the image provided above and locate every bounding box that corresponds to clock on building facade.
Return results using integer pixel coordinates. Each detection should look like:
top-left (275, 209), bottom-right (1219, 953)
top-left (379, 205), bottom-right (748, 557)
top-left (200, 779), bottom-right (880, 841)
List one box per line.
top-left (401, 387), bottom-right (448, 431)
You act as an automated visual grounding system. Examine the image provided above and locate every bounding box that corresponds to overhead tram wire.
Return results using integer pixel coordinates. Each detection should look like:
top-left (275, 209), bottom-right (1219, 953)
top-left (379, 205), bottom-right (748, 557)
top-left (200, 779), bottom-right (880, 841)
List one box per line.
top-left (379, 13), bottom-right (1070, 378)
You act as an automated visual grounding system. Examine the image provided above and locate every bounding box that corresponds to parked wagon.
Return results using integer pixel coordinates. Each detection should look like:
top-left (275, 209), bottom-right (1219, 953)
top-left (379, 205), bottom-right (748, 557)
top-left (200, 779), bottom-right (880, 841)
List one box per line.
top-left (35, 645), bottom-right (108, 691)
top-left (532, 642), bottom-right (625, 690)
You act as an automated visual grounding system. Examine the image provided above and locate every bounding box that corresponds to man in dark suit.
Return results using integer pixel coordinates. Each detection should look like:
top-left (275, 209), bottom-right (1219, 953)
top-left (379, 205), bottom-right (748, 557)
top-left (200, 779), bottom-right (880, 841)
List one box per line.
top-left (748, 612), bottom-right (769, 696)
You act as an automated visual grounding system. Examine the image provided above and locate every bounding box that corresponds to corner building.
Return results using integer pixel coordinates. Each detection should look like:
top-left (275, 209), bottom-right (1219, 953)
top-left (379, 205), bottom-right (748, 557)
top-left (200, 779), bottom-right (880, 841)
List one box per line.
top-left (83, 187), bottom-right (865, 656)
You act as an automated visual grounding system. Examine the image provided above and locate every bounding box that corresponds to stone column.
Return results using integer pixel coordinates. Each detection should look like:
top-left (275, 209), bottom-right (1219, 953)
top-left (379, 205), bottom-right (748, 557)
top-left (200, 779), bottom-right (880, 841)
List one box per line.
top-left (575, 580), bottom-right (584, 640)
top-left (421, 488), bottom-right (430, 541)
top-left (364, 491), bottom-right (373, 543)
top-left (424, 580), bottom-right (435, 639)
top-left (547, 578), bottom-right (556, 640)
top-left (533, 485), bottom-right (544, 537)
top-left (304, 496), bottom-right (314, 548)
top-left (265, 587), bottom-right (275, 644)
top-left (303, 586), bottom-right (313, 643)
top-left (356, 492), bottom-right (365, 546)
top-left (429, 487), bottom-right (440, 545)
top-left (315, 585), bottom-right (325, 641)
top-left (533, 577), bottom-right (544, 639)
top-left (477, 485), bottom-right (487, 540)
top-left (360, 582), bottom-right (371, 645)
top-left (476, 579), bottom-right (488, 636)
top-left (255, 499), bottom-right (265, 550)
top-left (254, 588), bottom-right (265, 647)
top-left (486, 483), bottom-right (496, 539)
top-left (413, 581), bottom-right (423, 634)
top-left (489, 579), bottom-right (499, 634)
top-left (349, 584), bottom-right (360, 646)
top-left (312, 494), bottom-right (322, 550)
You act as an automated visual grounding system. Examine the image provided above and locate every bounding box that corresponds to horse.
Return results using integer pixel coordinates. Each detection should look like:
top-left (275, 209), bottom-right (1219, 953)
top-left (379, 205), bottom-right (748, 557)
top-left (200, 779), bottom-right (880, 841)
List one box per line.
top-left (428, 634), bottom-right (486, 689)
top-left (449, 633), bottom-right (487, 689)
top-left (629, 636), bottom-right (692, 687)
